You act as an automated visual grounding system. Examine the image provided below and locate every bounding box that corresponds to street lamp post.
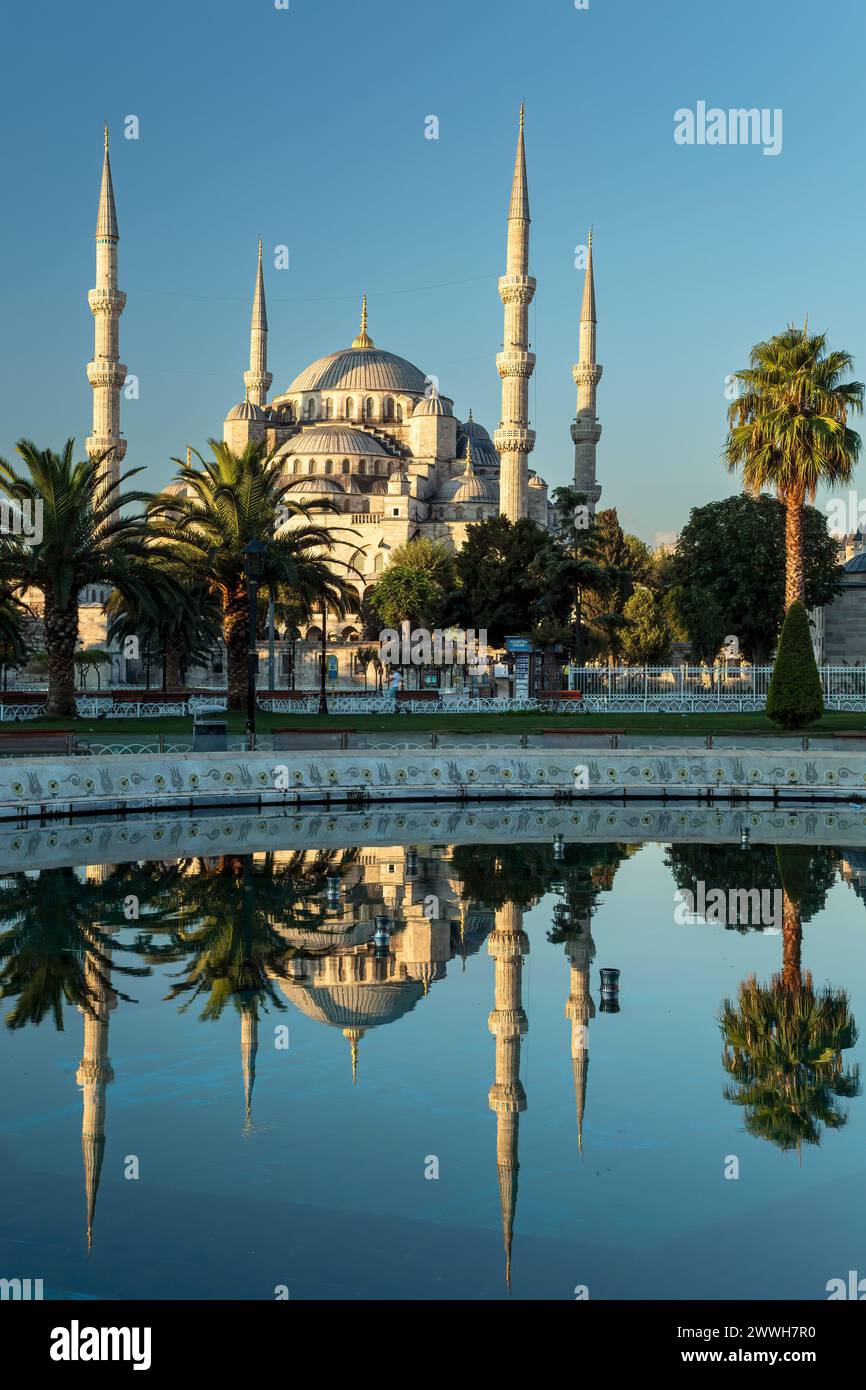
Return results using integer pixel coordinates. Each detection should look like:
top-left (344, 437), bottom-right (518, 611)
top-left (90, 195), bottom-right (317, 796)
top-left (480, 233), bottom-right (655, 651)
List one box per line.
top-left (318, 604), bottom-right (329, 716)
top-left (243, 539), bottom-right (266, 744)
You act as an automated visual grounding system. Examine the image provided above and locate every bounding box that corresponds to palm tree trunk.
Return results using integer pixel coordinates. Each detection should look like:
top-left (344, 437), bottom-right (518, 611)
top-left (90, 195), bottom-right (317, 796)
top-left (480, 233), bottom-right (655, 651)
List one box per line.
top-left (784, 490), bottom-right (806, 610)
top-left (224, 584), bottom-right (248, 712)
top-left (781, 889), bottom-right (803, 993)
top-left (43, 586), bottom-right (79, 717)
top-left (164, 636), bottom-right (183, 690)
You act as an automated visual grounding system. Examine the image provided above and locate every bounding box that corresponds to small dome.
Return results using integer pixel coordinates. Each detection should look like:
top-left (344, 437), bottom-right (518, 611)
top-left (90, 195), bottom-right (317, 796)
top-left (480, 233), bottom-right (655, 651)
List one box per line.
top-left (412, 387), bottom-right (453, 418)
top-left (844, 551), bottom-right (866, 573)
top-left (288, 476), bottom-right (345, 495)
top-left (453, 472), bottom-right (497, 504)
top-left (226, 399), bottom-right (266, 422)
top-left (280, 426), bottom-right (391, 458)
top-left (457, 416), bottom-right (499, 470)
top-left (528, 472), bottom-right (546, 489)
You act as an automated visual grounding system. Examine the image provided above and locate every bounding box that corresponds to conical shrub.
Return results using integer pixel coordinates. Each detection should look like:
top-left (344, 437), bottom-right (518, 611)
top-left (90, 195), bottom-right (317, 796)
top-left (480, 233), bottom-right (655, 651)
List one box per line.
top-left (766, 601), bottom-right (823, 729)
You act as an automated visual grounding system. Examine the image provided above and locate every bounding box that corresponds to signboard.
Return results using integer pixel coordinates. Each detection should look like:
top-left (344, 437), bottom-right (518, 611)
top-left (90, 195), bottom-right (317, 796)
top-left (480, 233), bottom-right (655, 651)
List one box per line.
top-left (513, 651), bottom-right (530, 699)
top-left (505, 636), bottom-right (533, 654)
top-left (327, 654), bottom-right (338, 682)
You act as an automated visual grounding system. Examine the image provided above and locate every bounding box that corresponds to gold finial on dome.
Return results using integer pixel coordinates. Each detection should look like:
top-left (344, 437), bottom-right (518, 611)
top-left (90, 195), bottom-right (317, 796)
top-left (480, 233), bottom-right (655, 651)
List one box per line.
top-left (352, 294), bottom-right (374, 350)
top-left (465, 434), bottom-right (474, 475)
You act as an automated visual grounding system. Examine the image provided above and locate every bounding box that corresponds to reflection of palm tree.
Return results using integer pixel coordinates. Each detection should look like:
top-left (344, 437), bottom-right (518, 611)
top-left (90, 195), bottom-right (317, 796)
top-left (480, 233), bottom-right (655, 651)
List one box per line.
top-left (0, 865), bottom-right (173, 1028)
top-left (719, 848), bottom-right (860, 1153)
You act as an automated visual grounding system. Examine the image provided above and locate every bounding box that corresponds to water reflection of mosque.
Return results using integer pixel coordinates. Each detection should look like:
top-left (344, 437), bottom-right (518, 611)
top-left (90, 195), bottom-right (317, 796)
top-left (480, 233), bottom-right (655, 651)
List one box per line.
top-left (72, 842), bottom-right (602, 1288)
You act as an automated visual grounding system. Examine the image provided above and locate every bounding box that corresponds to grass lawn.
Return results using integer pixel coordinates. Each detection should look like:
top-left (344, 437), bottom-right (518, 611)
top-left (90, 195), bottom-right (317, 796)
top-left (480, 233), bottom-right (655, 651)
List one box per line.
top-left (18, 709), bottom-right (866, 737)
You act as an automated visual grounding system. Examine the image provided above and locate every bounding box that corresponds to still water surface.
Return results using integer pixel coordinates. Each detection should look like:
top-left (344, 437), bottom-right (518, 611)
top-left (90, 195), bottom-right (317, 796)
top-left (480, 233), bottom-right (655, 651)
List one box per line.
top-left (1, 806), bottom-right (864, 1300)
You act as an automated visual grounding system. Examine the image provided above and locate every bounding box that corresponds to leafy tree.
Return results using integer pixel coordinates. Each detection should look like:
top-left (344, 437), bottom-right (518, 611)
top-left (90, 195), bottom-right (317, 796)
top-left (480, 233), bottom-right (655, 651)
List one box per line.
top-left (74, 648), bottom-right (112, 691)
top-left (0, 440), bottom-right (161, 715)
top-left (106, 565), bottom-right (222, 691)
top-left (766, 601), bottom-right (824, 728)
top-left (725, 326), bottom-right (863, 609)
top-left (620, 586), bottom-right (672, 664)
top-left (672, 494), bottom-right (842, 661)
top-left (368, 538), bottom-right (455, 630)
top-left (446, 515), bottom-right (558, 646)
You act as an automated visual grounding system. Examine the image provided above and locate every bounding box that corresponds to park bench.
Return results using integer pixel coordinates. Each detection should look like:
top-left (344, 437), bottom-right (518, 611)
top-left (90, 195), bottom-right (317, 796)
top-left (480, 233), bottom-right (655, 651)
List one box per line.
top-left (539, 690), bottom-right (584, 704)
top-left (0, 728), bottom-right (75, 756)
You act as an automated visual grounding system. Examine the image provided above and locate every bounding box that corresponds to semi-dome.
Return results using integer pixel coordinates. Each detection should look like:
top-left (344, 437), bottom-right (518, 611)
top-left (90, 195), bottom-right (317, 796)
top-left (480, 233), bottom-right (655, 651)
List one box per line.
top-left (226, 398), bottom-right (266, 421)
top-left (281, 425), bottom-right (391, 457)
top-left (288, 475), bottom-right (345, 495)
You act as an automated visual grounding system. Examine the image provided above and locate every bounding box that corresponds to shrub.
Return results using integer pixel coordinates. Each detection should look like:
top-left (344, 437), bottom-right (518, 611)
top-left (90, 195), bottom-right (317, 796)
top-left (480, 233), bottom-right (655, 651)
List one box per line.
top-left (766, 602), bottom-right (823, 729)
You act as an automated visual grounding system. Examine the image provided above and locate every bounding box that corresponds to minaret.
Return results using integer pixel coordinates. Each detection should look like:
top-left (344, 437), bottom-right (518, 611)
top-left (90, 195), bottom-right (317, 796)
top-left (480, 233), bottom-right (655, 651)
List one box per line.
top-left (488, 901), bottom-right (529, 1289)
top-left (571, 229), bottom-right (602, 513)
top-left (76, 942), bottom-right (116, 1251)
top-left (243, 240), bottom-right (273, 408)
top-left (564, 918), bottom-right (596, 1156)
top-left (86, 125), bottom-right (127, 494)
top-left (494, 105), bottom-right (536, 522)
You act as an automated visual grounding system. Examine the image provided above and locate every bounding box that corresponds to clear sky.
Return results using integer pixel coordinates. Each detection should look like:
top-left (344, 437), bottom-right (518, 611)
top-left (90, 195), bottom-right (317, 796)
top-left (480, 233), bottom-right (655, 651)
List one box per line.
top-left (1, 0), bottom-right (864, 542)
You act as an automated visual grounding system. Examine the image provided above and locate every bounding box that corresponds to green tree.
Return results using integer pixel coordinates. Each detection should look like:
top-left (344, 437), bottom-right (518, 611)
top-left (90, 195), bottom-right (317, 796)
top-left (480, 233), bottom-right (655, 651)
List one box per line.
top-left (368, 538), bottom-right (455, 630)
top-left (672, 494), bottom-right (842, 661)
top-left (765, 601), bottom-right (824, 728)
top-left (725, 327), bottom-right (863, 609)
top-left (150, 440), bottom-right (358, 710)
top-left (446, 515), bottom-right (558, 646)
top-left (620, 587), bottom-right (672, 664)
top-left (0, 440), bottom-right (160, 716)
top-left (106, 564), bottom-right (222, 691)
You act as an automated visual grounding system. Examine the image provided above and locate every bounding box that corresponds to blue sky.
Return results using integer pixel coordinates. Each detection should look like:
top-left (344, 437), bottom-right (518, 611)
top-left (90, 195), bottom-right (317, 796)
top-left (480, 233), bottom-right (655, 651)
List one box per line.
top-left (1, 0), bottom-right (864, 541)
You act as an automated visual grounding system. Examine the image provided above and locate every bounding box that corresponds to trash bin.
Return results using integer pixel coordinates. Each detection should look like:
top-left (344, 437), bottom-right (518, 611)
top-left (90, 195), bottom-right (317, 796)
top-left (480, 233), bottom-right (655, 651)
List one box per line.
top-left (193, 718), bottom-right (228, 752)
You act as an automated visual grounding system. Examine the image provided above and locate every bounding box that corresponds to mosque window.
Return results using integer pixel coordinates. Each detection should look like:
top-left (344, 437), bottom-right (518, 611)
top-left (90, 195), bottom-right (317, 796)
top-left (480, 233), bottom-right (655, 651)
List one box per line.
top-left (364, 396), bottom-right (374, 420)
top-left (384, 397), bottom-right (394, 420)
top-left (292, 460), bottom-right (299, 474)
top-left (395, 403), bottom-right (403, 422)
top-left (345, 397), bottom-right (354, 419)
top-left (325, 398), bottom-right (334, 419)
top-left (341, 459), bottom-right (350, 474)
top-left (306, 399), bottom-right (316, 419)
top-left (358, 459), bottom-right (366, 475)
top-left (325, 459), bottom-right (333, 474)
top-left (307, 460), bottom-right (314, 474)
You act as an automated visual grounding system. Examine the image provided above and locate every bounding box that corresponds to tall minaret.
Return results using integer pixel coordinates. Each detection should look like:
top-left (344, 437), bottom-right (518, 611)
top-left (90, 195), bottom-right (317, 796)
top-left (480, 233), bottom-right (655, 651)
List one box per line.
top-left (494, 104), bottom-right (536, 522)
top-left (86, 125), bottom-right (127, 493)
top-left (243, 240), bottom-right (272, 408)
top-left (571, 229), bottom-right (602, 513)
top-left (488, 901), bottom-right (529, 1289)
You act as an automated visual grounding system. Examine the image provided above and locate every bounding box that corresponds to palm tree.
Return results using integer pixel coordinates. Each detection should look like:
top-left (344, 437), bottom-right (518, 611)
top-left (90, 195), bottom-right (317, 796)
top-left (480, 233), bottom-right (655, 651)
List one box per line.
top-left (106, 563), bottom-right (222, 691)
top-left (0, 440), bottom-right (159, 715)
top-left (149, 440), bottom-right (359, 710)
top-left (725, 327), bottom-right (863, 609)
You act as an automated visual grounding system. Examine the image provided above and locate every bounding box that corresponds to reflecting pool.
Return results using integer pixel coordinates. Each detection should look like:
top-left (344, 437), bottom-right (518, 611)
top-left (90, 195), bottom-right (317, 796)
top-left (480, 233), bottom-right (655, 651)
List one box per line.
top-left (1, 803), bottom-right (865, 1300)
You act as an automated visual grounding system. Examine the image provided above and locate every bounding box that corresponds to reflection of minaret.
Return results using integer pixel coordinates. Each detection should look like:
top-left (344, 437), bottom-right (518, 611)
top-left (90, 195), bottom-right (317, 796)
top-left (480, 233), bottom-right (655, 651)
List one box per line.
top-left (565, 918), bottom-right (596, 1156)
top-left (75, 944), bottom-right (115, 1252)
top-left (241, 1008), bottom-right (258, 1132)
top-left (487, 901), bottom-right (529, 1290)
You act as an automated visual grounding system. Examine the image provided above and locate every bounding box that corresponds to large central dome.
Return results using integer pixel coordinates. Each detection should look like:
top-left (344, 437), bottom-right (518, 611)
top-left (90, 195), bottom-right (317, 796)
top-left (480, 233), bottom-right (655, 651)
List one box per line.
top-left (282, 345), bottom-right (429, 396)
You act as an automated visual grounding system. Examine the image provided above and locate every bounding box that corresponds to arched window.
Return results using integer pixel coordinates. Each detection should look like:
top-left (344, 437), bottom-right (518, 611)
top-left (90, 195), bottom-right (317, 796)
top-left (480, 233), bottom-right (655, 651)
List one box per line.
top-left (292, 460), bottom-right (300, 475)
top-left (374, 552), bottom-right (384, 573)
top-left (384, 397), bottom-right (394, 420)
top-left (325, 459), bottom-right (333, 474)
top-left (363, 396), bottom-right (374, 420)
top-left (358, 459), bottom-right (366, 476)
top-left (341, 459), bottom-right (350, 474)
top-left (395, 403), bottom-right (403, 422)
top-left (325, 398), bottom-right (334, 420)
top-left (345, 397), bottom-right (354, 419)
top-left (306, 398), bottom-right (316, 420)
top-left (307, 460), bottom-right (315, 474)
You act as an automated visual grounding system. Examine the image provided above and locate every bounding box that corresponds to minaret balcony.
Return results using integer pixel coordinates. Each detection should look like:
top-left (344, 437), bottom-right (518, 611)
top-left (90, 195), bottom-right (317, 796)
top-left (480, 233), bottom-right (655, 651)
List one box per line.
top-left (494, 426), bottom-right (536, 454)
top-left (572, 362), bottom-right (603, 387)
top-left (571, 419), bottom-right (603, 446)
top-left (496, 350), bottom-right (536, 379)
top-left (498, 273), bottom-right (536, 305)
top-left (88, 288), bottom-right (126, 316)
top-left (87, 360), bottom-right (128, 389)
top-left (85, 435), bottom-right (127, 462)
top-left (488, 1082), bottom-right (528, 1114)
